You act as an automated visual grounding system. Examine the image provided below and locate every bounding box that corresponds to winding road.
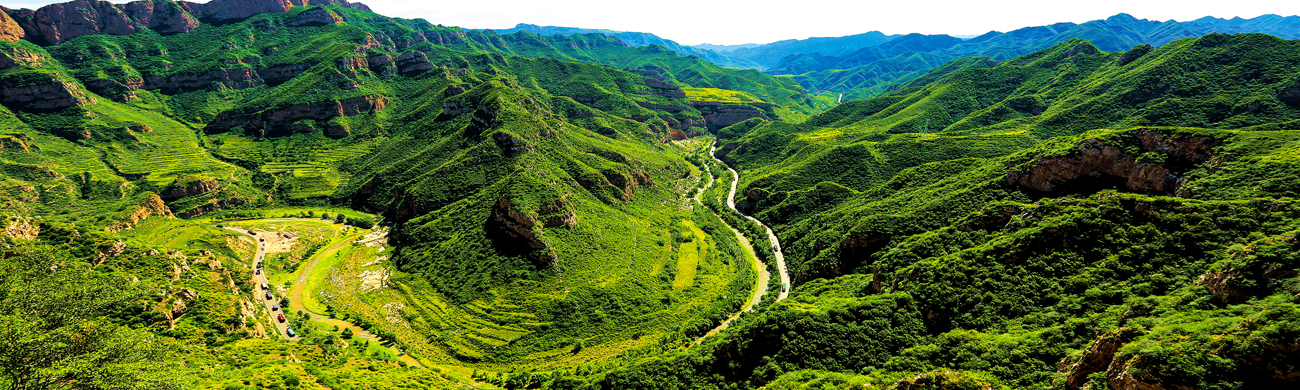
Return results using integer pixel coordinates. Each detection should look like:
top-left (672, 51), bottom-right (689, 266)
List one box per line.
top-left (711, 143), bottom-right (790, 302)
top-left (694, 142), bottom-right (791, 344)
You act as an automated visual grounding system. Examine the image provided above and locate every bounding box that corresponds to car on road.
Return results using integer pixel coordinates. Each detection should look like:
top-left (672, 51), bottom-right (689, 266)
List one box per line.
top-left (265, 291), bottom-right (273, 300)
top-left (272, 304), bottom-right (280, 311)
top-left (261, 282), bottom-right (268, 290)
top-left (277, 313), bottom-right (286, 322)
top-left (286, 328), bottom-right (296, 337)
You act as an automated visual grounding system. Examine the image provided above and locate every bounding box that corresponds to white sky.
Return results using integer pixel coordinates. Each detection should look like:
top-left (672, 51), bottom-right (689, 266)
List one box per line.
top-left (4, 0), bottom-right (1299, 45)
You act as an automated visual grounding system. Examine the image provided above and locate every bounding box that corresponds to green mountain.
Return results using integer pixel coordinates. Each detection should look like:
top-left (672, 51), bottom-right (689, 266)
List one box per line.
top-left (3, 1), bottom-right (1300, 389)
top-left (487, 23), bottom-right (762, 69)
top-left (777, 13), bottom-right (1300, 100)
top-left (609, 33), bottom-right (1300, 389)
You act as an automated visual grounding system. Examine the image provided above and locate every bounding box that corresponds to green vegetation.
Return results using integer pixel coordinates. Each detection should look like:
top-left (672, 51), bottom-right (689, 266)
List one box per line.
top-left (4, 2), bottom-right (1300, 389)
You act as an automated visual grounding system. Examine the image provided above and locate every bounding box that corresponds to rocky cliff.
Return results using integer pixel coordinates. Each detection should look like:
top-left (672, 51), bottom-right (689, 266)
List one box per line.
top-left (206, 94), bottom-right (388, 138)
top-left (3, 0), bottom-right (371, 46)
top-left (0, 6), bottom-right (22, 42)
top-left (691, 101), bottom-right (773, 131)
top-left (0, 73), bottom-right (97, 111)
top-left (486, 197), bottom-right (558, 264)
top-left (1006, 130), bottom-right (1220, 197)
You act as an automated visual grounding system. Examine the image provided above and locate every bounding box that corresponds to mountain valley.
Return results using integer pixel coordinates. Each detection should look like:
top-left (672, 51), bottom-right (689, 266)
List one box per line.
top-left (1, 1), bottom-right (1299, 389)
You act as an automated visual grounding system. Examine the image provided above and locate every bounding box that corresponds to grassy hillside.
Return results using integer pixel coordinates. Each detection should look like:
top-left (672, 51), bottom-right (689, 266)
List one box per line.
top-left (5, 2), bottom-right (1300, 389)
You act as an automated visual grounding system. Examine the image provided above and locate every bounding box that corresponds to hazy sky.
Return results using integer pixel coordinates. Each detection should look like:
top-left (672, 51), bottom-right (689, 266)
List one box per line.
top-left (4, 0), bottom-right (1299, 45)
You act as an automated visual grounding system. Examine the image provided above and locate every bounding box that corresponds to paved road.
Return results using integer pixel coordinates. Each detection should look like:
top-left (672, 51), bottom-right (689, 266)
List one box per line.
top-left (711, 143), bottom-right (790, 302)
top-left (692, 157), bottom-right (772, 344)
top-left (224, 227), bottom-right (296, 340)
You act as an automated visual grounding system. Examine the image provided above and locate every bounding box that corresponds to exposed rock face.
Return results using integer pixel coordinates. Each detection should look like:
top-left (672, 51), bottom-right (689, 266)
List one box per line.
top-left (1064, 328), bottom-right (1138, 389)
top-left (3, 216), bottom-right (40, 240)
top-left (106, 193), bottom-right (175, 232)
top-left (0, 74), bottom-right (97, 111)
top-left (7, 0), bottom-right (140, 45)
top-left (0, 45), bottom-right (46, 69)
top-left (144, 68), bottom-right (265, 93)
top-left (7, 0), bottom-right (370, 46)
top-left (692, 102), bottom-right (772, 131)
top-left (122, 0), bottom-right (199, 35)
top-left (1006, 129), bottom-right (1220, 197)
top-left (161, 177), bottom-right (220, 201)
top-left (206, 94), bottom-right (388, 138)
top-left (395, 50), bottom-right (436, 74)
top-left (164, 288), bottom-right (200, 329)
top-left (286, 6), bottom-right (343, 27)
top-left (492, 131), bottom-right (530, 156)
top-left (0, 7), bottom-right (23, 42)
top-left (94, 240), bottom-right (127, 264)
top-left (181, 0), bottom-right (371, 24)
top-left (486, 197), bottom-right (555, 264)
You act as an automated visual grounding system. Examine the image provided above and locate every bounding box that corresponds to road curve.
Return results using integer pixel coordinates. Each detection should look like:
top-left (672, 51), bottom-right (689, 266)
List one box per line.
top-left (710, 143), bottom-right (790, 302)
top-left (224, 227), bottom-right (296, 340)
top-left (693, 157), bottom-right (771, 345)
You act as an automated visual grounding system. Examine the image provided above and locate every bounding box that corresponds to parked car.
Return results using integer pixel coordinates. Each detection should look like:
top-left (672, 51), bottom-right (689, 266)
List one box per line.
top-left (277, 313), bottom-right (285, 323)
top-left (286, 328), bottom-right (296, 337)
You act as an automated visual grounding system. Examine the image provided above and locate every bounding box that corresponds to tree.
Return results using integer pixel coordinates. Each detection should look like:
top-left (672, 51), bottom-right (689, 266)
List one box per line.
top-left (0, 245), bottom-right (188, 389)
top-left (341, 328), bottom-right (354, 340)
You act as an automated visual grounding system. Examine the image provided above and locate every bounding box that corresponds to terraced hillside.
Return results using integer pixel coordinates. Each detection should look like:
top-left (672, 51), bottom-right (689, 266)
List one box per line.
top-left (0, 0), bottom-right (784, 376)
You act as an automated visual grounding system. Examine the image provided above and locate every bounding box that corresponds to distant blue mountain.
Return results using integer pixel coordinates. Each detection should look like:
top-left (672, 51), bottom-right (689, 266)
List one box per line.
top-left (777, 13), bottom-right (1300, 100)
top-left (486, 23), bottom-right (761, 69)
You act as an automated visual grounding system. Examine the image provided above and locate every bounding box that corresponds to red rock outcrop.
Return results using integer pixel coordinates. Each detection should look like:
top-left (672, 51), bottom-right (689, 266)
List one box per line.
top-left (0, 74), bottom-right (97, 111)
top-left (287, 6), bottom-right (343, 27)
top-left (123, 0), bottom-right (199, 35)
top-left (206, 94), bottom-right (387, 138)
top-left (0, 6), bottom-right (23, 42)
top-left (6, 0), bottom-right (370, 46)
top-left (7, 0), bottom-right (140, 45)
top-left (1006, 129), bottom-right (1220, 196)
top-left (180, 0), bottom-right (371, 23)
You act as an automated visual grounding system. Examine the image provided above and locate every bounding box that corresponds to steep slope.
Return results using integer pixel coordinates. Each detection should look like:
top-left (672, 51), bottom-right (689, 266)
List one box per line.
top-left (548, 37), bottom-right (1300, 388)
top-left (0, 0), bottom-right (779, 369)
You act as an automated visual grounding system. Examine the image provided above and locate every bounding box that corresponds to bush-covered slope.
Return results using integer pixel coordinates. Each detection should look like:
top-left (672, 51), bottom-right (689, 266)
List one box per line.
top-left (0, 0), bottom-right (776, 370)
top-left (784, 13), bottom-right (1300, 101)
top-left (529, 33), bottom-right (1300, 389)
